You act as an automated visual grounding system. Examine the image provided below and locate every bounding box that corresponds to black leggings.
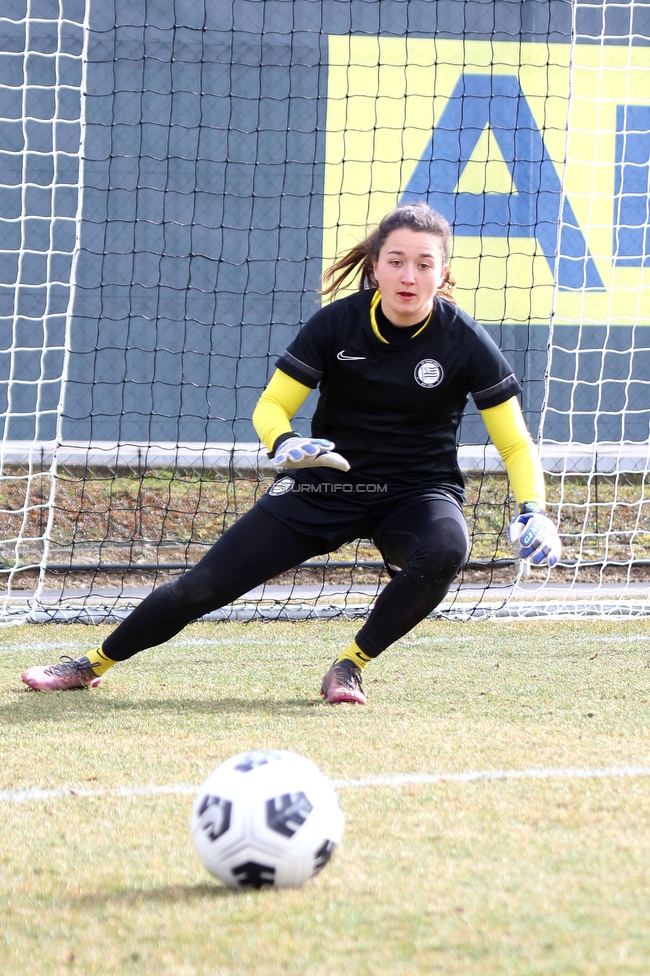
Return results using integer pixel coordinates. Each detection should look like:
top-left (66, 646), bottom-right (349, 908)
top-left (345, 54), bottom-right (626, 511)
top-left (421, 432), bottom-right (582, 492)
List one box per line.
top-left (102, 499), bottom-right (468, 662)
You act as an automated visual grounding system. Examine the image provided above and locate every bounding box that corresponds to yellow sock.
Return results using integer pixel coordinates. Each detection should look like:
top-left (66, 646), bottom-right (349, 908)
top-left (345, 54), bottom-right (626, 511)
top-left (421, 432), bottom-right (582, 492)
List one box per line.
top-left (83, 646), bottom-right (116, 677)
top-left (336, 640), bottom-right (373, 671)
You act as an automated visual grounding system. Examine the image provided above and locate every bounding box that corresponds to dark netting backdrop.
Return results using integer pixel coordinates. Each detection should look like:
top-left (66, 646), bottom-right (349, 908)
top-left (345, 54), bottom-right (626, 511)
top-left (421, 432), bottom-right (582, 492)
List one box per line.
top-left (0, 0), bottom-right (649, 621)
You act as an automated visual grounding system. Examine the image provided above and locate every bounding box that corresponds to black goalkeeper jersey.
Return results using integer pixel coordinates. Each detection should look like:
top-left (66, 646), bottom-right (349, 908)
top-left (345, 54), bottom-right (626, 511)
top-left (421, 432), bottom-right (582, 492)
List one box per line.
top-left (275, 289), bottom-right (520, 491)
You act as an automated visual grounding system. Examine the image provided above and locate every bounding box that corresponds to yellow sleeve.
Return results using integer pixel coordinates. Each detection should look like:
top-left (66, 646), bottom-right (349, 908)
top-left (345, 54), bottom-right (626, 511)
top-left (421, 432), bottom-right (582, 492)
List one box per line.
top-left (252, 368), bottom-right (312, 452)
top-left (479, 396), bottom-right (546, 509)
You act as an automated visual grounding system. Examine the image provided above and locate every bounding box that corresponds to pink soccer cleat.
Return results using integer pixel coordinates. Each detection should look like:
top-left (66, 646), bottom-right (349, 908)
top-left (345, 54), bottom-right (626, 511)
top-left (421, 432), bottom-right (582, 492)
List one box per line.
top-left (21, 655), bottom-right (102, 691)
top-left (320, 659), bottom-right (367, 705)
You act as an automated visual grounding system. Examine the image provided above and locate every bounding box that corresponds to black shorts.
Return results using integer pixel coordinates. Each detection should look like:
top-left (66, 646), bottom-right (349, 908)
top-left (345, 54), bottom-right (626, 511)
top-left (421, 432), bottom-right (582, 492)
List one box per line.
top-left (256, 468), bottom-right (464, 550)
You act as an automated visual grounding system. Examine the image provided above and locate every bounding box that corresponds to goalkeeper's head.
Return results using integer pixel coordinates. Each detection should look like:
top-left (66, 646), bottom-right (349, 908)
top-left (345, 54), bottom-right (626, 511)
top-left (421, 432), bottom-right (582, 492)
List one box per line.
top-left (321, 202), bottom-right (456, 302)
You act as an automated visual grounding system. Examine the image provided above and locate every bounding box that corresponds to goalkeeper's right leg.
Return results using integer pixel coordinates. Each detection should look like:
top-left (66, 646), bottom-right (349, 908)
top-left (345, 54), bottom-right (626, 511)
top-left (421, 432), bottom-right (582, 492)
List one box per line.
top-left (21, 648), bottom-right (113, 691)
top-left (21, 506), bottom-right (327, 691)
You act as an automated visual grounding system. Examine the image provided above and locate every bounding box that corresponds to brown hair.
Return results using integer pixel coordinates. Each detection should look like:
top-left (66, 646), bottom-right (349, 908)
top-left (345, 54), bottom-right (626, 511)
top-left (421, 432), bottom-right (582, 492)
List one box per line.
top-left (321, 202), bottom-right (456, 302)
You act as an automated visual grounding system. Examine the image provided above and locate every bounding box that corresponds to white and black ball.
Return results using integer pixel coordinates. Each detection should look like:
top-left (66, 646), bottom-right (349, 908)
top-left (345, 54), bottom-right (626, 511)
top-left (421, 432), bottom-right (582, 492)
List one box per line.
top-left (191, 750), bottom-right (345, 889)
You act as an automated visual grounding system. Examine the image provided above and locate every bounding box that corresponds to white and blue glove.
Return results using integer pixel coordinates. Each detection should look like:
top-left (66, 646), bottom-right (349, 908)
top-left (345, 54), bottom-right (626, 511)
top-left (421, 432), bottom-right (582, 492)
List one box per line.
top-left (507, 505), bottom-right (561, 568)
top-left (271, 436), bottom-right (350, 473)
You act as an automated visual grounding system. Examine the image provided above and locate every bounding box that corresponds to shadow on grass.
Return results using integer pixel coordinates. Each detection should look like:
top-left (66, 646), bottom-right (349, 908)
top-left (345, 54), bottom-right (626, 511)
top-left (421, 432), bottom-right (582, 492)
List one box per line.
top-left (1, 692), bottom-right (322, 725)
top-left (70, 881), bottom-right (238, 906)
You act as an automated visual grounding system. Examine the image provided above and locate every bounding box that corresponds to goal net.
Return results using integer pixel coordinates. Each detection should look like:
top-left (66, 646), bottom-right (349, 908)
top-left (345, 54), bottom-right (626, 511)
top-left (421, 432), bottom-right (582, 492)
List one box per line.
top-left (1, 0), bottom-right (649, 624)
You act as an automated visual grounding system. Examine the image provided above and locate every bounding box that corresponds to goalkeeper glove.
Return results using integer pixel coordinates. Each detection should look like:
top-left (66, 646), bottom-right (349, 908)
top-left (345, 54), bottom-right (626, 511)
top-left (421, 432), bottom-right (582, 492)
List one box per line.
top-left (271, 436), bottom-right (350, 473)
top-left (507, 504), bottom-right (561, 568)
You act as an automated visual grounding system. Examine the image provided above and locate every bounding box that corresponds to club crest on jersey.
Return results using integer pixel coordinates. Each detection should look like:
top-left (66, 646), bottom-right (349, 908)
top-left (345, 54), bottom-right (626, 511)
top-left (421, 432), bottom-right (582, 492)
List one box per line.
top-left (414, 359), bottom-right (443, 388)
top-left (268, 476), bottom-right (295, 496)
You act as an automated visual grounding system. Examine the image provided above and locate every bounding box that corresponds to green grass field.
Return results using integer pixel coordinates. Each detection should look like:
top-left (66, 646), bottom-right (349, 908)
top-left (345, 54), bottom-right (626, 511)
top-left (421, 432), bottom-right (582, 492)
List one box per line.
top-left (2, 617), bottom-right (650, 975)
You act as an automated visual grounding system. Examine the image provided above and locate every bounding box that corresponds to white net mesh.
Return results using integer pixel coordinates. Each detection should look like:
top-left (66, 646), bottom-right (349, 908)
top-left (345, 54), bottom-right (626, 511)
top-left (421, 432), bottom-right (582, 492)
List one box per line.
top-left (531, 0), bottom-right (650, 617)
top-left (0, 0), bottom-right (648, 623)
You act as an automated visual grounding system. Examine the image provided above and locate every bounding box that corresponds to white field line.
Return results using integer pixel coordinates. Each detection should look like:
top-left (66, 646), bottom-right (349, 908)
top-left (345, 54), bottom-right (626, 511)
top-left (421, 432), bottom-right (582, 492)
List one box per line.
top-left (2, 765), bottom-right (650, 805)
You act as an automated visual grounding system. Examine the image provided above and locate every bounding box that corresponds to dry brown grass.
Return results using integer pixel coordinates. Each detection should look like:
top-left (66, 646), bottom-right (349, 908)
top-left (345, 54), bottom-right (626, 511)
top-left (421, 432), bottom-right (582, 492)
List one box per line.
top-left (0, 468), bottom-right (648, 592)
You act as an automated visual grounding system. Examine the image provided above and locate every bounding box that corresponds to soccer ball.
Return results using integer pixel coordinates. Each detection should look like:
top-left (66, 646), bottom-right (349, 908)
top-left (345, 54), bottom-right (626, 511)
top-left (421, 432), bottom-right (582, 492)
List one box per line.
top-left (190, 749), bottom-right (345, 889)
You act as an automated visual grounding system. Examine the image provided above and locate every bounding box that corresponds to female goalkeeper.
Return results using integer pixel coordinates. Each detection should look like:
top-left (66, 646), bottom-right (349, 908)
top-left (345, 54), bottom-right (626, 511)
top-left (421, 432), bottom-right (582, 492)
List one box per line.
top-left (21, 202), bottom-right (561, 703)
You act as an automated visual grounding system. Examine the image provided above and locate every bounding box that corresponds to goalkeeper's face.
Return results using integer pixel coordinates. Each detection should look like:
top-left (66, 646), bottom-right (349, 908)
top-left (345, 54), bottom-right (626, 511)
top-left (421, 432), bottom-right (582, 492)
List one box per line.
top-left (372, 229), bottom-right (449, 327)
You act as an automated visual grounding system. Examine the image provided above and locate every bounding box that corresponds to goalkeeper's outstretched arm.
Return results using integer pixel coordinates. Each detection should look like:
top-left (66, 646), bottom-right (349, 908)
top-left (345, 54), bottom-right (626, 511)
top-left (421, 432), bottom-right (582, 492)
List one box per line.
top-left (252, 368), bottom-right (350, 472)
top-left (252, 368), bottom-right (311, 453)
top-left (480, 397), bottom-right (561, 567)
top-left (479, 396), bottom-right (545, 509)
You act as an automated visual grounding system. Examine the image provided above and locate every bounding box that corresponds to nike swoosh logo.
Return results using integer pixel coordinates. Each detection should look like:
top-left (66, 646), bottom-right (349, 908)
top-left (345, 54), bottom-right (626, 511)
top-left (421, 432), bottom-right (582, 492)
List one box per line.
top-left (337, 350), bottom-right (366, 361)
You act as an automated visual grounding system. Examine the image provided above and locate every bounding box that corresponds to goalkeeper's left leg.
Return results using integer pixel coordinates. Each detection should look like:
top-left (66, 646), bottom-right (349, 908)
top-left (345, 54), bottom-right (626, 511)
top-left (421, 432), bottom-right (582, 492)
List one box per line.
top-left (321, 497), bottom-right (467, 704)
top-left (346, 496), bottom-right (468, 660)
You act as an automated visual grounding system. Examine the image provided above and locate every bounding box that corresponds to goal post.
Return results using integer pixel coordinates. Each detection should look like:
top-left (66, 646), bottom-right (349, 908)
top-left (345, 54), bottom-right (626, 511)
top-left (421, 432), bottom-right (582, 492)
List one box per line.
top-left (0, 0), bottom-right (649, 624)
